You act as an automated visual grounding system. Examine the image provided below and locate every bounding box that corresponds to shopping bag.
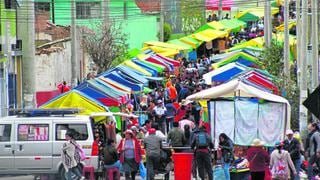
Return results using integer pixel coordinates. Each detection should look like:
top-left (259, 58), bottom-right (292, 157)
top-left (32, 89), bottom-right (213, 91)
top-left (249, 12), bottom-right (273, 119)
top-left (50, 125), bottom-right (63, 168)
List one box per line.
top-left (139, 161), bottom-right (146, 180)
top-left (213, 165), bottom-right (226, 180)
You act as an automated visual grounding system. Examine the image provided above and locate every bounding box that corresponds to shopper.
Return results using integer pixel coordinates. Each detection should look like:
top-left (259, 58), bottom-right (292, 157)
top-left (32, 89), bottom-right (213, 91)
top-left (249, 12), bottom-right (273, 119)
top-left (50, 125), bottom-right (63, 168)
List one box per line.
top-left (144, 128), bottom-right (162, 180)
top-left (103, 139), bottom-right (120, 169)
top-left (167, 122), bottom-right (185, 152)
top-left (117, 130), bottom-right (142, 180)
top-left (246, 139), bottom-right (270, 180)
top-left (270, 141), bottom-right (296, 180)
top-left (283, 129), bottom-right (301, 180)
top-left (305, 123), bottom-right (320, 179)
top-left (191, 126), bottom-right (214, 180)
top-left (219, 133), bottom-right (234, 180)
top-left (61, 130), bottom-right (85, 180)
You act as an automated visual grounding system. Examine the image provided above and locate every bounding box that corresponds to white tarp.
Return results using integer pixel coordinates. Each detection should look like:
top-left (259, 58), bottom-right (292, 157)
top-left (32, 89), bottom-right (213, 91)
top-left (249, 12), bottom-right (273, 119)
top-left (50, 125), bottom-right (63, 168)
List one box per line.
top-left (209, 99), bottom-right (287, 146)
top-left (234, 99), bottom-right (258, 145)
top-left (187, 79), bottom-right (291, 124)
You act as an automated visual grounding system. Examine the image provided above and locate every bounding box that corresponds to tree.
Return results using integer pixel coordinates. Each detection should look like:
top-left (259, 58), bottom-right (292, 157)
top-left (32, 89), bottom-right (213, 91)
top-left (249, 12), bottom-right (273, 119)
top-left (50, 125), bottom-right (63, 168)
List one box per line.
top-left (180, 0), bottom-right (206, 34)
top-left (260, 40), bottom-right (299, 129)
top-left (163, 23), bottom-right (172, 42)
top-left (82, 22), bottom-right (128, 73)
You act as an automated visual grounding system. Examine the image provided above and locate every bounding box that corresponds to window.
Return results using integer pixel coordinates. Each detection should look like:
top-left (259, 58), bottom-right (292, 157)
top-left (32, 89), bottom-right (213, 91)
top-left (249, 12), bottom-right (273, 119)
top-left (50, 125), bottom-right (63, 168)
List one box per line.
top-left (18, 124), bottom-right (49, 141)
top-left (35, 2), bottom-right (50, 13)
top-left (56, 124), bottom-right (88, 141)
top-left (0, 124), bottom-right (11, 142)
top-left (4, 0), bottom-right (16, 9)
top-left (76, 2), bottom-right (101, 19)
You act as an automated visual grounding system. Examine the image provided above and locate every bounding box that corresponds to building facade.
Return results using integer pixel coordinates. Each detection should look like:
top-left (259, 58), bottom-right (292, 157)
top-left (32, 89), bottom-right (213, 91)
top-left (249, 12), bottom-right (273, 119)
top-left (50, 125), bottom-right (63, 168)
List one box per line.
top-left (34, 0), bottom-right (158, 49)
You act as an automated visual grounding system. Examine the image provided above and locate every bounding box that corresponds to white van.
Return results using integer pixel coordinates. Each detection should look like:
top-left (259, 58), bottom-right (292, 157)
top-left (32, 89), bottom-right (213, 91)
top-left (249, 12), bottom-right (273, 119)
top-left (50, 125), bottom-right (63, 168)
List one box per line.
top-left (0, 109), bottom-right (103, 179)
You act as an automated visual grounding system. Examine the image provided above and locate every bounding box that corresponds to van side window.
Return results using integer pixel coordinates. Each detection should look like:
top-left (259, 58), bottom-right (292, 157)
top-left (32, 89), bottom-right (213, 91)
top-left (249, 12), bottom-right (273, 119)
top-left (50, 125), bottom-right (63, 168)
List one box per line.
top-left (56, 124), bottom-right (88, 141)
top-left (0, 124), bottom-right (11, 142)
top-left (18, 124), bottom-right (49, 141)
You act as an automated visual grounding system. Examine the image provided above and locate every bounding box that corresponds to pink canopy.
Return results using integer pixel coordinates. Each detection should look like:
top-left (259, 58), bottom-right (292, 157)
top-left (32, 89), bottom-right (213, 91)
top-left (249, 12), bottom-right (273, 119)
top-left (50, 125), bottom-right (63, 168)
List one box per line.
top-left (206, 0), bottom-right (233, 10)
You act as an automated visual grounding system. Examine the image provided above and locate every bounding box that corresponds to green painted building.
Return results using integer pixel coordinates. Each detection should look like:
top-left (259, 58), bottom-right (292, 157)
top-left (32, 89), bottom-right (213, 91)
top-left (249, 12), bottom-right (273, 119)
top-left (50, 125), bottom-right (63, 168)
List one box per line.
top-left (34, 0), bottom-right (158, 48)
top-left (0, 0), bottom-right (21, 116)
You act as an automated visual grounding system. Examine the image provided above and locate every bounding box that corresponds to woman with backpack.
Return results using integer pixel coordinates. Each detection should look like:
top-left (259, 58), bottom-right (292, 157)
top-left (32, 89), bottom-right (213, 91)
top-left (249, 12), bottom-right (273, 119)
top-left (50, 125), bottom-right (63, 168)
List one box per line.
top-left (270, 141), bottom-right (297, 180)
top-left (218, 133), bottom-right (234, 180)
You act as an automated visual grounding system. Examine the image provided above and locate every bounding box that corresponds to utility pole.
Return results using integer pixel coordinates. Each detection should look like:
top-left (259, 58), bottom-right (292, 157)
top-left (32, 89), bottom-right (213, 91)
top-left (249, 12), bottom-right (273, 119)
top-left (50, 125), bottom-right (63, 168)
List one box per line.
top-left (264, 0), bottom-right (271, 47)
top-left (296, 0), bottom-right (301, 76)
top-left (218, 0), bottom-right (222, 20)
top-left (299, 0), bottom-right (308, 137)
top-left (2, 22), bottom-right (11, 116)
top-left (283, 0), bottom-right (290, 83)
top-left (160, 0), bottom-right (164, 42)
top-left (18, 0), bottom-right (36, 108)
top-left (124, 0), bottom-right (127, 19)
top-left (311, 0), bottom-right (319, 90)
top-left (71, 0), bottom-right (78, 88)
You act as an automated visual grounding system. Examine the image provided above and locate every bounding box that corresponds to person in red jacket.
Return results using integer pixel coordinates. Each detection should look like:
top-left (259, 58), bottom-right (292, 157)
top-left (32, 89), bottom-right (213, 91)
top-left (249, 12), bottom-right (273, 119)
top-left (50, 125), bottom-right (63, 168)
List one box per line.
top-left (246, 139), bottom-right (270, 180)
top-left (117, 130), bottom-right (142, 180)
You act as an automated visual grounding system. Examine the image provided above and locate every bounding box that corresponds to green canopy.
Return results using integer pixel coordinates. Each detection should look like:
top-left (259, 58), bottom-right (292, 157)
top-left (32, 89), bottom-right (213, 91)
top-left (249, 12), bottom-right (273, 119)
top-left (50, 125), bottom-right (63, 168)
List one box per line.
top-left (213, 52), bottom-right (261, 68)
top-left (219, 19), bottom-right (247, 33)
top-left (128, 48), bottom-right (141, 58)
top-left (143, 87), bottom-right (153, 94)
top-left (168, 39), bottom-right (193, 51)
top-left (195, 24), bottom-right (214, 33)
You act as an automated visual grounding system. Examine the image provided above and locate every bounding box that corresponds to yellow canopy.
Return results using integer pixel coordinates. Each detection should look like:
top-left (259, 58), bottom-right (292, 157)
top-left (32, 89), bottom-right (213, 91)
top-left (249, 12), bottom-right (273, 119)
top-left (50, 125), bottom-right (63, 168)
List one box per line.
top-left (40, 90), bottom-right (107, 115)
top-left (122, 60), bottom-right (152, 76)
top-left (143, 41), bottom-right (189, 51)
top-left (192, 29), bottom-right (229, 42)
top-left (275, 21), bottom-right (297, 31)
top-left (207, 21), bottom-right (230, 31)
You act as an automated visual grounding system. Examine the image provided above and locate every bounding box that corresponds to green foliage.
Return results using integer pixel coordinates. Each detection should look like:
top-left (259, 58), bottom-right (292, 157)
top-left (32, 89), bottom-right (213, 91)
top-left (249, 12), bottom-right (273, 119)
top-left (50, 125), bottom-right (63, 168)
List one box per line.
top-left (163, 23), bottom-right (172, 42)
top-left (180, 0), bottom-right (206, 34)
top-left (260, 40), bottom-right (300, 129)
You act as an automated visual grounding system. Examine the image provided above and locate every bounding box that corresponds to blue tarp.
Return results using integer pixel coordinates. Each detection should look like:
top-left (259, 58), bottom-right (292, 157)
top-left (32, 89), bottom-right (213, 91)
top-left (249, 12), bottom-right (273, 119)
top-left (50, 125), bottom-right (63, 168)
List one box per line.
top-left (212, 66), bottom-right (246, 82)
top-left (76, 81), bottom-right (119, 101)
top-left (103, 71), bottom-right (143, 92)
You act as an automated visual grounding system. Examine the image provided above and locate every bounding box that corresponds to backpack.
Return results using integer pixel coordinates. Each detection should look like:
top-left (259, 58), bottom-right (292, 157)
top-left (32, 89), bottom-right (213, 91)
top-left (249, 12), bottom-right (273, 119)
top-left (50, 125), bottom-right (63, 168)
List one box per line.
top-left (271, 157), bottom-right (288, 179)
top-left (196, 132), bottom-right (208, 148)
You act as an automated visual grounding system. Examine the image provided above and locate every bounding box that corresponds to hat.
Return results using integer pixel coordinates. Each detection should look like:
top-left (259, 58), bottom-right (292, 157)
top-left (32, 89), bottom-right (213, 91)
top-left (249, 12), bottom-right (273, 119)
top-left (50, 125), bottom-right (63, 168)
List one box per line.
top-left (286, 129), bottom-right (294, 135)
top-left (180, 99), bottom-right (191, 106)
top-left (125, 129), bottom-right (133, 135)
top-left (251, 138), bottom-right (265, 146)
top-left (275, 141), bottom-right (284, 147)
top-left (130, 126), bottom-right (138, 132)
top-left (148, 128), bottom-right (156, 134)
top-left (157, 99), bottom-right (163, 104)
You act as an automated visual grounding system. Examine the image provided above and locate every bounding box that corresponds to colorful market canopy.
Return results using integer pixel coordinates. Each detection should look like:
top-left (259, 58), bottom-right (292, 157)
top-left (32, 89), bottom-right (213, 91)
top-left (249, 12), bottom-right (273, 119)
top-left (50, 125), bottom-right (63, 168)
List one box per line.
top-left (136, 59), bottom-right (166, 73)
top-left (144, 41), bottom-right (189, 51)
top-left (76, 82), bottom-right (120, 107)
top-left (196, 21), bottom-right (229, 33)
top-left (99, 77), bottom-right (132, 93)
top-left (179, 36), bottom-right (203, 49)
top-left (154, 54), bottom-right (180, 67)
top-left (40, 90), bottom-right (108, 115)
top-left (219, 19), bottom-right (247, 33)
top-left (275, 21), bottom-right (296, 31)
top-left (102, 71), bottom-right (144, 92)
top-left (203, 62), bottom-right (249, 85)
top-left (168, 39), bottom-right (193, 51)
top-left (192, 29), bottom-right (229, 42)
top-left (241, 70), bottom-right (279, 95)
top-left (122, 60), bottom-right (152, 77)
top-left (212, 52), bottom-right (260, 69)
top-left (236, 7), bottom-right (279, 22)
top-left (131, 59), bottom-right (159, 76)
